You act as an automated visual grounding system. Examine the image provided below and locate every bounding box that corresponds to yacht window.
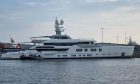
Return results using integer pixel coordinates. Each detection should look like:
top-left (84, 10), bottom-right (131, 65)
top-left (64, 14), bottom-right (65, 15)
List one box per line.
top-left (62, 55), bottom-right (67, 57)
top-left (71, 55), bottom-right (76, 57)
top-left (44, 43), bottom-right (77, 46)
top-left (91, 42), bottom-right (94, 44)
top-left (79, 49), bottom-right (82, 52)
top-left (78, 42), bottom-right (90, 44)
top-left (44, 43), bottom-right (54, 45)
top-left (36, 46), bottom-right (54, 48)
top-left (36, 48), bottom-right (68, 51)
top-left (76, 49), bottom-right (79, 52)
top-left (99, 48), bottom-right (102, 51)
top-left (85, 49), bottom-right (88, 52)
top-left (44, 42), bottom-right (92, 46)
top-left (87, 54), bottom-right (92, 56)
top-left (76, 49), bottom-right (82, 52)
top-left (90, 49), bottom-right (96, 52)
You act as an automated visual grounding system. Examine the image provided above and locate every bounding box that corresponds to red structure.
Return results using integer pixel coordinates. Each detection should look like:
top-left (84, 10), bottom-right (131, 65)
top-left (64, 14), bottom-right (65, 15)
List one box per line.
top-left (0, 43), bottom-right (11, 48)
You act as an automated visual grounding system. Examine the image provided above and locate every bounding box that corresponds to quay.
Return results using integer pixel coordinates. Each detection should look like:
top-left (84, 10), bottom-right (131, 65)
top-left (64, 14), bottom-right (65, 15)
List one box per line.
top-left (0, 57), bottom-right (20, 60)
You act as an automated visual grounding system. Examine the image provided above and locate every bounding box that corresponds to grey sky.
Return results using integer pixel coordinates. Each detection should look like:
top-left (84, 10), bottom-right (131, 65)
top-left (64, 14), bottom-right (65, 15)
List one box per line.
top-left (0, 0), bottom-right (140, 44)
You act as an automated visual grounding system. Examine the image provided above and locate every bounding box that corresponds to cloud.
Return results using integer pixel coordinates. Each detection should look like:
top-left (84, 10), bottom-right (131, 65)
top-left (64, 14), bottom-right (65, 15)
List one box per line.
top-left (22, 2), bottom-right (47, 7)
top-left (0, 0), bottom-right (140, 43)
top-left (85, 0), bottom-right (118, 3)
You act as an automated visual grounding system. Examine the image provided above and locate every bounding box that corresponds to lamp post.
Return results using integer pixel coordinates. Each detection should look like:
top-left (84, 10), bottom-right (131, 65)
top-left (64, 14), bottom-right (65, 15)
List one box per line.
top-left (101, 28), bottom-right (104, 43)
top-left (125, 33), bottom-right (126, 45)
top-left (117, 35), bottom-right (119, 44)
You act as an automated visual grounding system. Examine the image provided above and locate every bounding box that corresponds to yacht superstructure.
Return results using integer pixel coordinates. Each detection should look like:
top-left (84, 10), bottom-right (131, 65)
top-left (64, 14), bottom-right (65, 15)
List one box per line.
top-left (1, 18), bottom-right (134, 59)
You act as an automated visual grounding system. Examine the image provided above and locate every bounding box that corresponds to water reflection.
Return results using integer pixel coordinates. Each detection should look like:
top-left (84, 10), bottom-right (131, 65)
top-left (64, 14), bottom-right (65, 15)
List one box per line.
top-left (0, 59), bottom-right (140, 84)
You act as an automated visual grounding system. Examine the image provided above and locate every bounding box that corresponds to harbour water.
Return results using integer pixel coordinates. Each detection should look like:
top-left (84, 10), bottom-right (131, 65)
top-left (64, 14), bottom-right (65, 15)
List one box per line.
top-left (0, 58), bottom-right (140, 84)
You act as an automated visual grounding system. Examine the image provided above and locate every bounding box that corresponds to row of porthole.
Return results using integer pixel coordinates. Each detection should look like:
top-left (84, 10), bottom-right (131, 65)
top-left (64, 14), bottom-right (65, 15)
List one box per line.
top-left (57, 53), bottom-right (117, 57)
top-left (76, 48), bottom-right (102, 52)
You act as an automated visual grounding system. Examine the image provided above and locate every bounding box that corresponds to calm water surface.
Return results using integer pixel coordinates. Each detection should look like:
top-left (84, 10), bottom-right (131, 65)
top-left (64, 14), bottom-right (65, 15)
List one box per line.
top-left (0, 58), bottom-right (140, 84)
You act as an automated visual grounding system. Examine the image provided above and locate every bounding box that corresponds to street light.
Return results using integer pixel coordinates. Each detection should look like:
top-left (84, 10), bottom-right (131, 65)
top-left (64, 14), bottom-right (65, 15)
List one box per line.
top-left (101, 28), bottom-right (104, 43)
top-left (117, 35), bottom-right (119, 44)
top-left (125, 33), bottom-right (127, 45)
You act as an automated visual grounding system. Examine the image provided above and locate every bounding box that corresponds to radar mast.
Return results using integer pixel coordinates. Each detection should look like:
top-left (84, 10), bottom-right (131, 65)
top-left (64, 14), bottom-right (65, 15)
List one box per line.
top-left (54, 18), bottom-right (64, 35)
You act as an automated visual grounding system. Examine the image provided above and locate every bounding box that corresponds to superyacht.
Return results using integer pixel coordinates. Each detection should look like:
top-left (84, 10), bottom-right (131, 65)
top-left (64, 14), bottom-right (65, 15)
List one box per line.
top-left (1, 18), bottom-right (134, 59)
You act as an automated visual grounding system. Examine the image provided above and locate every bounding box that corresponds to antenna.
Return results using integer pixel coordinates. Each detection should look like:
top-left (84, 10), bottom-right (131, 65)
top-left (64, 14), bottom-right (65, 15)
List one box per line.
top-left (55, 17), bottom-right (59, 25)
top-left (54, 18), bottom-right (65, 35)
top-left (101, 28), bottom-right (104, 43)
top-left (125, 33), bottom-right (126, 45)
top-left (116, 35), bottom-right (119, 44)
top-left (60, 19), bottom-right (64, 25)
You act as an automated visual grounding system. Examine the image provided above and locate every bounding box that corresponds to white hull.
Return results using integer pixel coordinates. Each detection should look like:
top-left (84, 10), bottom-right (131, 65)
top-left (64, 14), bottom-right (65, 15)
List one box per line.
top-left (1, 45), bottom-right (134, 59)
top-left (40, 46), bottom-right (134, 58)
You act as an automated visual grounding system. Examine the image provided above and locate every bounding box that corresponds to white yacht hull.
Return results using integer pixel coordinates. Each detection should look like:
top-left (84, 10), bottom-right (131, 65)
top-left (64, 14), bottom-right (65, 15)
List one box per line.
top-left (40, 46), bottom-right (134, 58)
top-left (1, 45), bottom-right (134, 59)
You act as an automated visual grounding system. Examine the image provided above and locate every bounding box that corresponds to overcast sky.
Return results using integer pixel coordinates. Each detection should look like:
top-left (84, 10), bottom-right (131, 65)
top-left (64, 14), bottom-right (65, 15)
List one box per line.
top-left (0, 0), bottom-right (140, 44)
